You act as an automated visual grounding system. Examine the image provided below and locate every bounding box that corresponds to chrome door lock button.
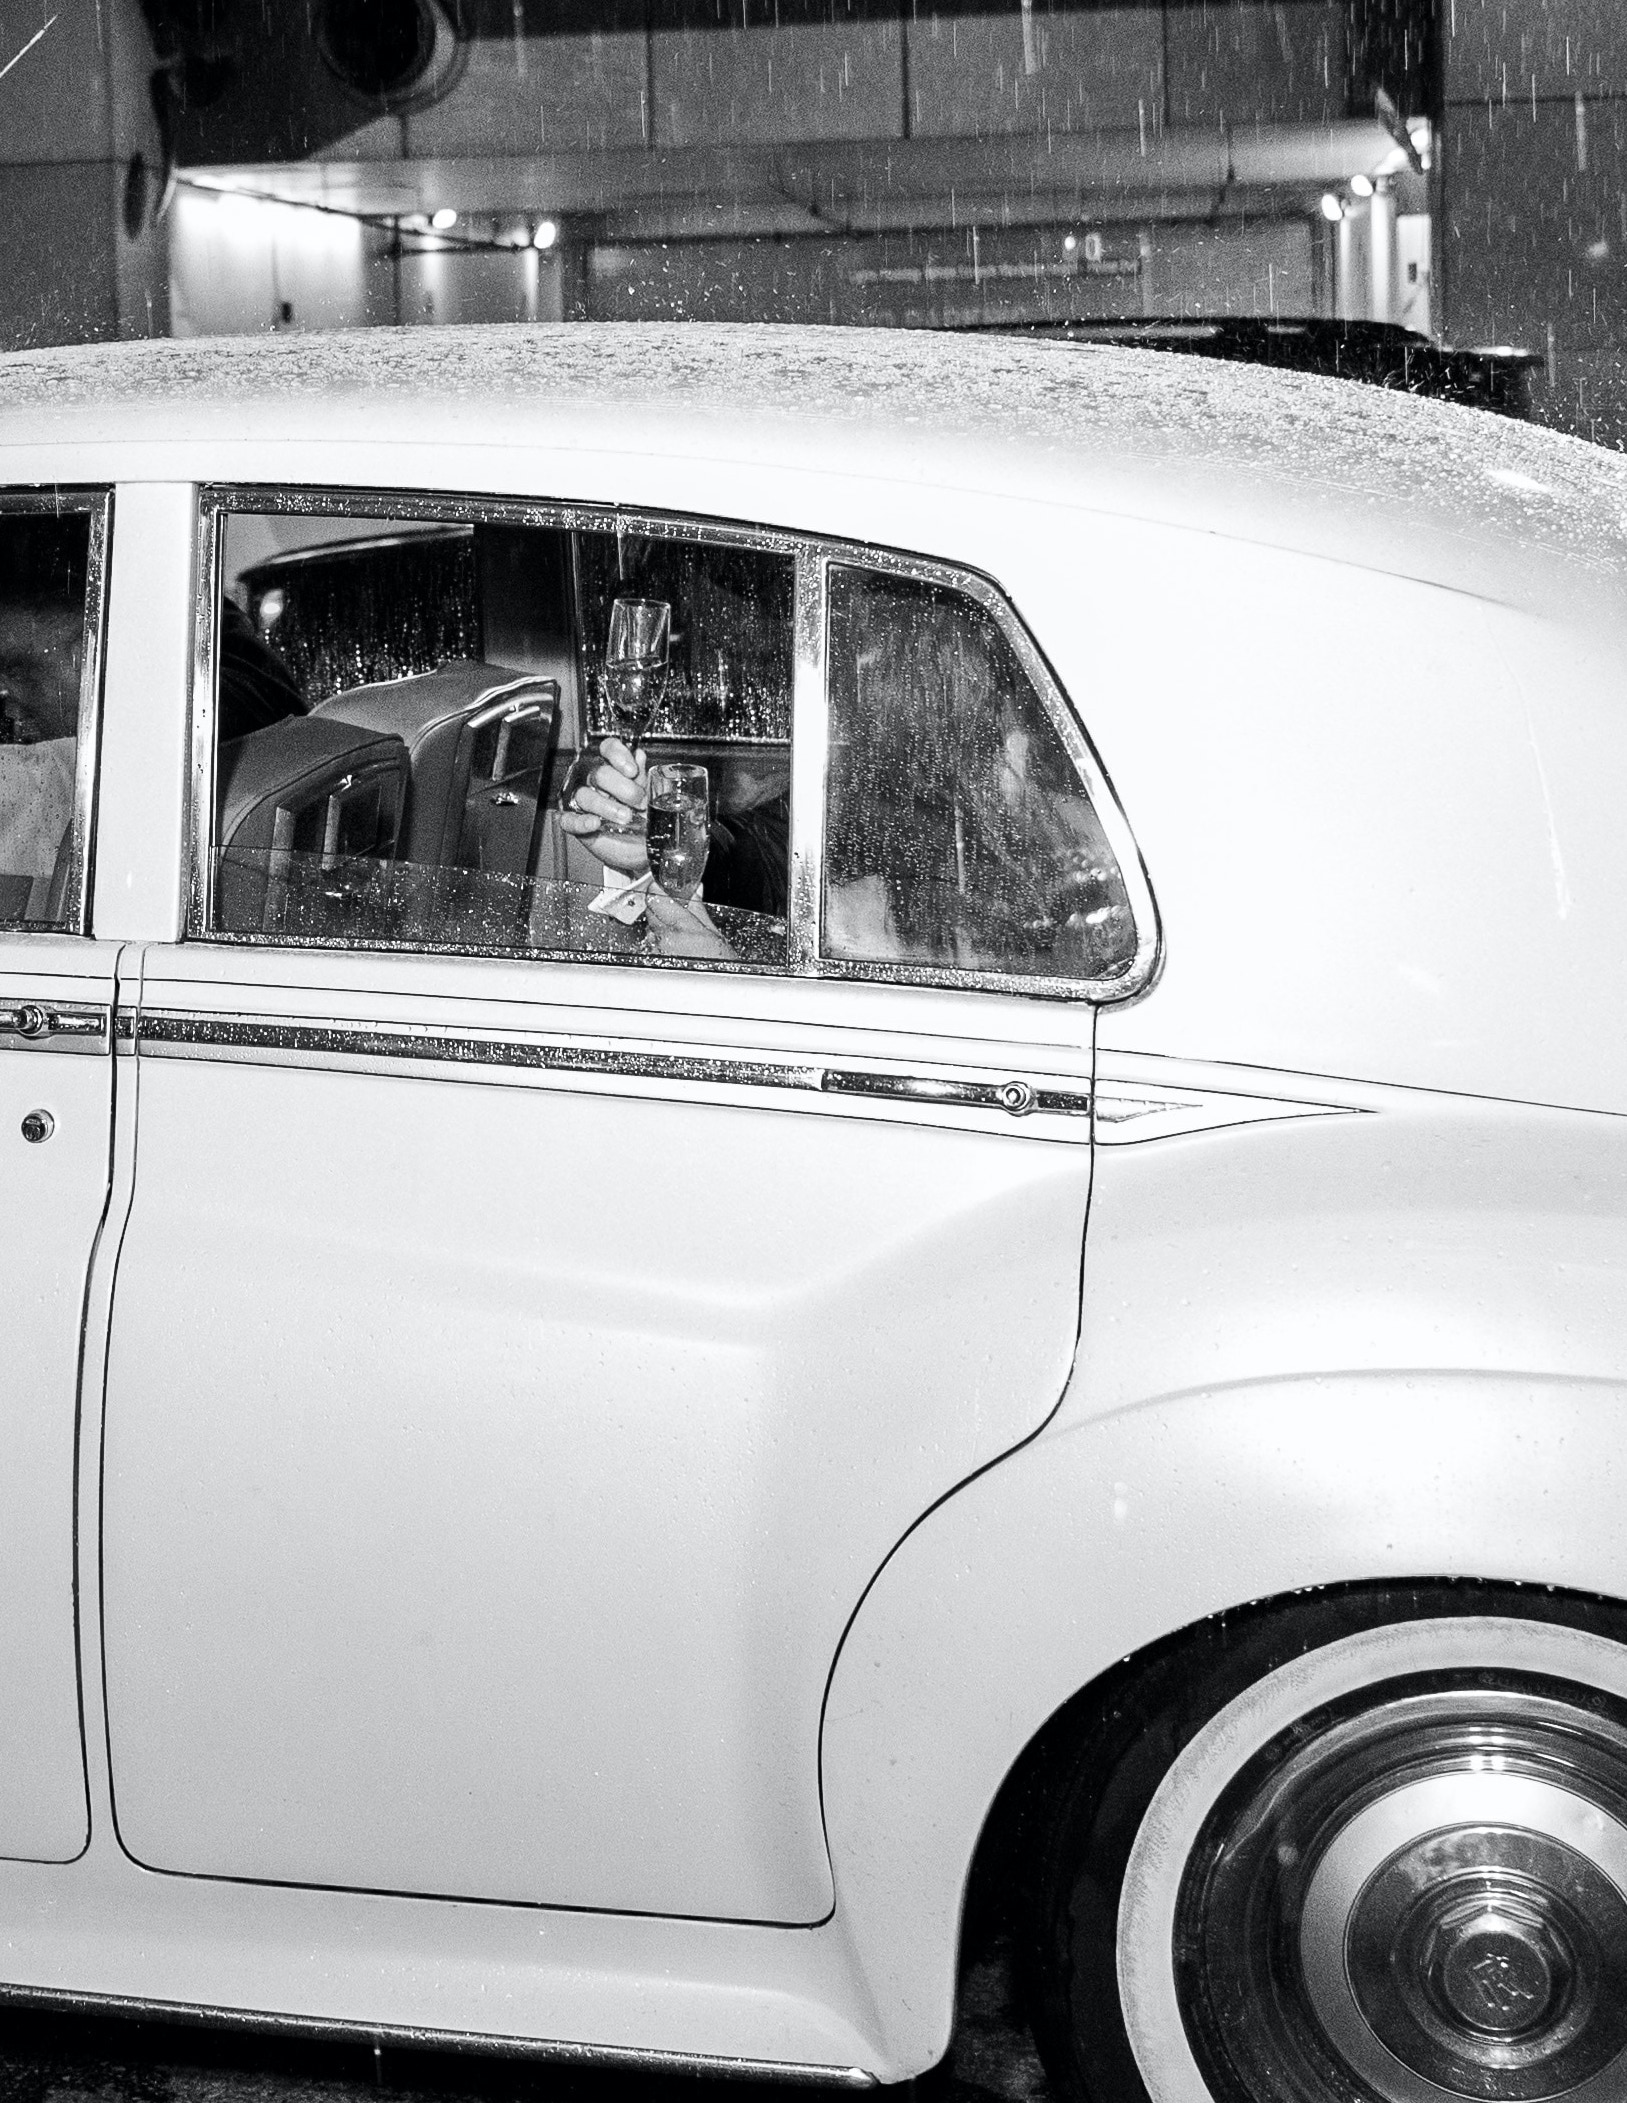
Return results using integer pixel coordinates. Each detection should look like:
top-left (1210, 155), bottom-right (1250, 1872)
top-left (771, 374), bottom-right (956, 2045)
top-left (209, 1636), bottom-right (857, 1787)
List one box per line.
top-left (20, 1110), bottom-right (54, 1144)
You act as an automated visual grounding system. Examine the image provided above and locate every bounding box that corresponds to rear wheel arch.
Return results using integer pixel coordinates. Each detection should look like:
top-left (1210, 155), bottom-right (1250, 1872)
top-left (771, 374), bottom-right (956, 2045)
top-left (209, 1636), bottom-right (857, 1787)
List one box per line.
top-left (820, 1378), bottom-right (1627, 2078)
top-left (984, 1578), bottom-right (1627, 2103)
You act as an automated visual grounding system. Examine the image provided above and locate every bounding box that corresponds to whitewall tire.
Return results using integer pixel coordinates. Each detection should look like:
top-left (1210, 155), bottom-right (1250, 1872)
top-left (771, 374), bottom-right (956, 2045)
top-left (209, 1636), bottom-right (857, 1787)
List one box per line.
top-left (1028, 1598), bottom-right (1627, 2103)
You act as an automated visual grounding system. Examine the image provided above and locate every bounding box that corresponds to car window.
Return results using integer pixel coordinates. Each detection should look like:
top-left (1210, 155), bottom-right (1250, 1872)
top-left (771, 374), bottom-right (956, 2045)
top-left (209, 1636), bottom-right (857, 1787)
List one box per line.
top-left (0, 497), bottom-right (105, 934)
top-left (203, 499), bottom-right (793, 971)
top-left (822, 565), bottom-right (1138, 985)
top-left (199, 496), bottom-right (1148, 996)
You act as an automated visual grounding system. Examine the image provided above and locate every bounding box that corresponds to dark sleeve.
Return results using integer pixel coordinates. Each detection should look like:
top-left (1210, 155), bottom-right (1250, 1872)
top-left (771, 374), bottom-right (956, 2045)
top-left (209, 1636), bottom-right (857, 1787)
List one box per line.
top-left (218, 600), bottom-right (307, 743)
top-left (706, 790), bottom-right (789, 920)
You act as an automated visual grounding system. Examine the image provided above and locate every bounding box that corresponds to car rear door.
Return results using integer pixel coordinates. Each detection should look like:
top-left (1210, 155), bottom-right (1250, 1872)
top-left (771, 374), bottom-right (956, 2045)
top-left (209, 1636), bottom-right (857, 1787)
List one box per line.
top-left (97, 486), bottom-right (1153, 1923)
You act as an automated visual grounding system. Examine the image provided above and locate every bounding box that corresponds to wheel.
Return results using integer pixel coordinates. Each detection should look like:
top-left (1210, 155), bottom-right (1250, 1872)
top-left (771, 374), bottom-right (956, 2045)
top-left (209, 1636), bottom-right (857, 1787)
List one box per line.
top-left (1025, 1595), bottom-right (1627, 2103)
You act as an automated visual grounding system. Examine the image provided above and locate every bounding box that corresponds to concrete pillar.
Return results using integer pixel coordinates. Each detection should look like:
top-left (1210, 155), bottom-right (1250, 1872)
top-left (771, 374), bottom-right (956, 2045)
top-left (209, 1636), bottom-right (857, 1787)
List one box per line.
top-left (1368, 181), bottom-right (1397, 322)
top-left (0, 0), bottom-right (169, 351)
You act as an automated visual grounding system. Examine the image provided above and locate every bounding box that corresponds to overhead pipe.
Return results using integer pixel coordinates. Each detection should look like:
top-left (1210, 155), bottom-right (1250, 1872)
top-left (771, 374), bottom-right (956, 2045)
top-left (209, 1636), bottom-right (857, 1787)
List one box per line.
top-left (307, 119), bottom-right (1404, 232)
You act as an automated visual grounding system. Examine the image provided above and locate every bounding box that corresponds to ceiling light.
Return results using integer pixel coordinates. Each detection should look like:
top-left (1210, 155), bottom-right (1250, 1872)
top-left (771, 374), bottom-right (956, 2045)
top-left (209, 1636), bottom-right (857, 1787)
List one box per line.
top-left (533, 218), bottom-right (558, 250)
top-left (430, 207), bottom-right (457, 231)
top-left (1319, 193), bottom-right (1344, 223)
top-left (1350, 173), bottom-right (1375, 198)
top-left (1062, 232), bottom-right (1078, 254)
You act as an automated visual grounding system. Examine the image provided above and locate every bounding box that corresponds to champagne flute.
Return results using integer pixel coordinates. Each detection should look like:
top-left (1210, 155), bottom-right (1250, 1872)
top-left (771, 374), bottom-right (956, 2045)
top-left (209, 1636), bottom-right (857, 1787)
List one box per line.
top-left (559, 596), bottom-right (672, 813)
top-left (645, 763), bottom-right (710, 905)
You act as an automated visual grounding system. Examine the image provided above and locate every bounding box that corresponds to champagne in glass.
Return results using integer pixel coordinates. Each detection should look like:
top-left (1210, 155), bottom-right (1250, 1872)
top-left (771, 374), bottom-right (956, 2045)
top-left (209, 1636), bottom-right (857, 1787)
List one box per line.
top-left (559, 596), bottom-right (672, 812)
top-left (646, 763), bottom-right (710, 905)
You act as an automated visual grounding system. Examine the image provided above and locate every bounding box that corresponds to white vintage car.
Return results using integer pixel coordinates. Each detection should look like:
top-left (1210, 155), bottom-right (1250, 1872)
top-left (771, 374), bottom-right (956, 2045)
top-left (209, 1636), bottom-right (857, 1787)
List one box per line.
top-left (2, 323), bottom-right (1626, 2103)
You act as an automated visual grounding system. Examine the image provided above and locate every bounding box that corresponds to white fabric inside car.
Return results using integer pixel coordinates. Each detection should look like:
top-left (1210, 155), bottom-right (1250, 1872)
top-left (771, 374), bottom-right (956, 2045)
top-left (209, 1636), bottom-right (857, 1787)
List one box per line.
top-left (0, 735), bottom-right (74, 911)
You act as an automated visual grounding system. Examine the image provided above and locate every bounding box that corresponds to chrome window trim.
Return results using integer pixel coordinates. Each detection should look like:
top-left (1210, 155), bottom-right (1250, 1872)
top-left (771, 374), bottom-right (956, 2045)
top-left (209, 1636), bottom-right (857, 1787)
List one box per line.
top-left (188, 484), bottom-right (1160, 1006)
top-left (787, 548), bottom-right (827, 975)
top-left (187, 497), bottom-right (224, 938)
top-left (0, 485), bottom-right (113, 939)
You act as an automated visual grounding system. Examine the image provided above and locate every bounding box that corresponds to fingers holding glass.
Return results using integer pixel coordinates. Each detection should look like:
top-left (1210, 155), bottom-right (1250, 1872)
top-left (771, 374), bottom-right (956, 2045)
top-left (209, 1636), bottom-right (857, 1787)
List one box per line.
top-left (560, 740), bottom-right (651, 872)
top-left (560, 595), bottom-right (672, 815)
top-left (644, 887), bottom-right (733, 959)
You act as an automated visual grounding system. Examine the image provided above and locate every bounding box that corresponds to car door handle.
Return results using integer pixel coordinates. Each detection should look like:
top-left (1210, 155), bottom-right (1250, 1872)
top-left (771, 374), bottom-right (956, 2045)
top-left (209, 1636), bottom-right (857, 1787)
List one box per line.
top-left (0, 1002), bottom-right (107, 1043)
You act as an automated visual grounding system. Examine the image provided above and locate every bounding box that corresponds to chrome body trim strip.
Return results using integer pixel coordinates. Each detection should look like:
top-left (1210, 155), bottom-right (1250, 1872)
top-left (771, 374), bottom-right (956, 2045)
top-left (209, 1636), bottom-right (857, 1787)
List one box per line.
top-left (188, 485), bottom-right (1160, 1007)
top-left (0, 1983), bottom-right (874, 2086)
top-left (130, 1007), bottom-right (1092, 1123)
top-left (821, 1069), bottom-right (1088, 1117)
top-left (138, 1009), bottom-right (825, 1094)
top-left (1093, 1074), bottom-right (1368, 1143)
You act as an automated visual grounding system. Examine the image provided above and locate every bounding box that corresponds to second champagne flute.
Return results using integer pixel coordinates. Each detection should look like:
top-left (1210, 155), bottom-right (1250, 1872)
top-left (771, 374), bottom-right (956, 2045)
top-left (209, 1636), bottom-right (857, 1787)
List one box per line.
top-left (645, 763), bottom-right (710, 905)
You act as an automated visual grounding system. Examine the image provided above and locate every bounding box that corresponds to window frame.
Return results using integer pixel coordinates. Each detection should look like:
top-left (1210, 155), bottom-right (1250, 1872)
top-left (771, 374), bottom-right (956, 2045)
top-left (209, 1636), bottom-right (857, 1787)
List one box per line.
top-left (187, 484), bottom-right (1159, 1005)
top-left (0, 484), bottom-right (112, 940)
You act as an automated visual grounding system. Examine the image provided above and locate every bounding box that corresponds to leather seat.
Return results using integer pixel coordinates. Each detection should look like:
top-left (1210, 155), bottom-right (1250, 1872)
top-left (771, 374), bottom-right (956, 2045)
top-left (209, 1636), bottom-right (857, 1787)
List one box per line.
top-left (314, 662), bottom-right (558, 878)
top-left (214, 714), bottom-right (411, 933)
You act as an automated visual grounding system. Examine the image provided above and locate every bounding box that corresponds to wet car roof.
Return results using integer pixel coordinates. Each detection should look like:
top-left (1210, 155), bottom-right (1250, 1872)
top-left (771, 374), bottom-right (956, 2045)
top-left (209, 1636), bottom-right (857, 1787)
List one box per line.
top-left (4, 322), bottom-right (1624, 629)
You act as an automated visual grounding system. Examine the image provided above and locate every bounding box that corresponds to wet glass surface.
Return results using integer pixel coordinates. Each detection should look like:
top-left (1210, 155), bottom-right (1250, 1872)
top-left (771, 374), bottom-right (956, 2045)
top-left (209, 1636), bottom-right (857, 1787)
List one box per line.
top-left (824, 567), bottom-right (1136, 984)
top-left (239, 533), bottom-right (483, 706)
top-left (216, 848), bottom-right (789, 970)
top-left (576, 533), bottom-right (793, 745)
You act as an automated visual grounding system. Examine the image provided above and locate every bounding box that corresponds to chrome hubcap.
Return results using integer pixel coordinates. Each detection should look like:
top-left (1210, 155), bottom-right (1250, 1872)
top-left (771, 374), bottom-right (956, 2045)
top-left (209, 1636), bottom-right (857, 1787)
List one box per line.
top-left (1172, 1677), bottom-right (1627, 2102)
top-left (1427, 1889), bottom-right (1567, 2036)
top-left (1303, 1782), bottom-right (1627, 2096)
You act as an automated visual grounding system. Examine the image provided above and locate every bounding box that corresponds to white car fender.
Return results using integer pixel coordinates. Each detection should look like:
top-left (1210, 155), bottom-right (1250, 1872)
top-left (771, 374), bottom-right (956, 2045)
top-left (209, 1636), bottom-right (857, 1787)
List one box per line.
top-left (819, 1365), bottom-right (1627, 2073)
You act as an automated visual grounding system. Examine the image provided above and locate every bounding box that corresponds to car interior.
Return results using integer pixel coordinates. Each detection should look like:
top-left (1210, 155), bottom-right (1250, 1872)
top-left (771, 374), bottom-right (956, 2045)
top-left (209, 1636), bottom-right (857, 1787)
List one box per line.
top-left (0, 511), bottom-right (90, 931)
top-left (214, 509), bottom-right (795, 962)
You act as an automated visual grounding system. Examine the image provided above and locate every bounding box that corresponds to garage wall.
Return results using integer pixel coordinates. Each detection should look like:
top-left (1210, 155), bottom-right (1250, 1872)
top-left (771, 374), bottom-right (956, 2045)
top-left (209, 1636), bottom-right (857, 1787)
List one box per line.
top-left (353, 4), bottom-right (1351, 163)
top-left (1444, 0), bottom-right (1627, 446)
top-left (6, 2), bottom-right (1398, 355)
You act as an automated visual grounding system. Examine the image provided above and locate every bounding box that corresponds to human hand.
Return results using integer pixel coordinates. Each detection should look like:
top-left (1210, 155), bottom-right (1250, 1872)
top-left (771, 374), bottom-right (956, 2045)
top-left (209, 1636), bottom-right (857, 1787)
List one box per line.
top-left (559, 737), bottom-right (649, 876)
top-left (644, 889), bottom-right (736, 960)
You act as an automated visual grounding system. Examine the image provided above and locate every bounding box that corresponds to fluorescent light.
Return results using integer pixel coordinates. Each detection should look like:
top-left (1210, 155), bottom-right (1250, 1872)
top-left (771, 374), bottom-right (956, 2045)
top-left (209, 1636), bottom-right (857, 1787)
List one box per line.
top-left (430, 207), bottom-right (457, 231)
top-left (533, 218), bottom-right (558, 250)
